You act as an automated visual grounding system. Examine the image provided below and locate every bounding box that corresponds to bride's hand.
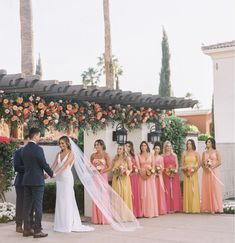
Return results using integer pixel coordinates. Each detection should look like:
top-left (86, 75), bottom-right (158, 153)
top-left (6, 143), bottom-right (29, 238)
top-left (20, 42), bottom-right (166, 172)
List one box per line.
top-left (44, 173), bottom-right (49, 179)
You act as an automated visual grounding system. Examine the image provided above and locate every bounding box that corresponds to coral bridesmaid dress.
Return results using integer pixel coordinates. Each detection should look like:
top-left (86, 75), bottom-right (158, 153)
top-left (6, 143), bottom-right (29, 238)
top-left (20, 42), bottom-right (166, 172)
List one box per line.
top-left (153, 155), bottom-right (167, 215)
top-left (201, 152), bottom-right (223, 213)
top-left (91, 158), bottom-right (108, 224)
top-left (139, 154), bottom-right (158, 217)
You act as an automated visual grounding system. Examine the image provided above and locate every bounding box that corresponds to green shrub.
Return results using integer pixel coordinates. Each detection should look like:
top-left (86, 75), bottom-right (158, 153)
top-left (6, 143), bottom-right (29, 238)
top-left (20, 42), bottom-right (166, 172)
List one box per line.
top-left (0, 137), bottom-right (16, 201)
top-left (43, 182), bottom-right (84, 214)
top-left (161, 116), bottom-right (188, 164)
top-left (198, 133), bottom-right (210, 141)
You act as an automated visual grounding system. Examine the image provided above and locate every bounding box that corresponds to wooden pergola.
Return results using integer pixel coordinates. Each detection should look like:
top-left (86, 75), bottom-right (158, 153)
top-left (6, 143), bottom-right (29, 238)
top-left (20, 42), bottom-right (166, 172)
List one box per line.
top-left (0, 69), bottom-right (198, 109)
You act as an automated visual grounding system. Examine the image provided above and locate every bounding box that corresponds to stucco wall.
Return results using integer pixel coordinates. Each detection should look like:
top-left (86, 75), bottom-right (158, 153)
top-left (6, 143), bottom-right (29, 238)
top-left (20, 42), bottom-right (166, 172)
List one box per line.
top-left (213, 55), bottom-right (235, 143)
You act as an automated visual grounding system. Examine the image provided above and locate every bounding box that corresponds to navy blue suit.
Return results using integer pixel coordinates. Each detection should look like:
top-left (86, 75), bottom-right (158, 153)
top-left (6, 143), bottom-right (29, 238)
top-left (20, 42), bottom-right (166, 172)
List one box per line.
top-left (22, 142), bottom-right (54, 233)
top-left (13, 148), bottom-right (25, 227)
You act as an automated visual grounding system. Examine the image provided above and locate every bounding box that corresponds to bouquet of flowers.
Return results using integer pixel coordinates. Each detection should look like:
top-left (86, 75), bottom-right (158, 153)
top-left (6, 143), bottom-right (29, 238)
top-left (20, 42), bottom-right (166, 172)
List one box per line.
top-left (131, 164), bottom-right (139, 174)
top-left (204, 158), bottom-right (213, 169)
top-left (155, 165), bottom-right (162, 176)
top-left (93, 159), bottom-right (105, 173)
top-left (145, 166), bottom-right (155, 177)
top-left (113, 165), bottom-right (130, 179)
top-left (165, 166), bottom-right (177, 178)
top-left (182, 166), bottom-right (196, 177)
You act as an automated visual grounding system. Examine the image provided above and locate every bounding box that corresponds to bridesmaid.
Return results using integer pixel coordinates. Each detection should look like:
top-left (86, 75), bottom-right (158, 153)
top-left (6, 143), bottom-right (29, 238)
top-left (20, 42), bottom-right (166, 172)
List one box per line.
top-left (201, 138), bottom-right (223, 213)
top-left (138, 141), bottom-right (158, 217)
top-left (152, 141), bottom-right (167, 215)
top-left (90, 139), bottom-right (111, 224)
top-left (112, 145), bottom-right (133, 211)
top-left (181, 139), bottom-right (200, 213)
top-left (125, 141), bottom-right (143, 218)
top-left (163, 141), bottom-right (182, 213)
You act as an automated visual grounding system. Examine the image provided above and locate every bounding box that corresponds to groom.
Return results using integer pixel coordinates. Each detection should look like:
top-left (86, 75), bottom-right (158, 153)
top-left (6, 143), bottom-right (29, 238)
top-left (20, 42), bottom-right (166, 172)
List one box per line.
top-left (22, 127), bottom-right (55, 238)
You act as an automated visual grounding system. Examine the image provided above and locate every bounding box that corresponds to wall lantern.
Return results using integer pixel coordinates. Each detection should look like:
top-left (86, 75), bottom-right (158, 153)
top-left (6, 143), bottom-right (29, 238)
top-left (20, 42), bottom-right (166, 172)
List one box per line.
top-left (147, 123), bottom-right (162, 144)
top-left (112, 123), bottom-right (128, 145)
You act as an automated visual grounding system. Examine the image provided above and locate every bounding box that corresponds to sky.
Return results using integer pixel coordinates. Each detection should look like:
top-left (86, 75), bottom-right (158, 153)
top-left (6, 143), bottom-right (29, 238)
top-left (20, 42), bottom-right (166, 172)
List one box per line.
top-left (0, 0), bottom-right (234, 109)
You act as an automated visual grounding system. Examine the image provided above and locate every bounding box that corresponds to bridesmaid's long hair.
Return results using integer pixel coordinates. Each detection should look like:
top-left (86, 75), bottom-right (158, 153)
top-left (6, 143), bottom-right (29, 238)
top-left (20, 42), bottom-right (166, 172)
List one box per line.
top-left (113, 145), bottom-right (129, 163)
top-left (139, 141), bottom-right (150, 154)
top-left (59, 136), bottom-right (71, 150)
top-left (205, 137), bottom-right (216, 149)
top-left (126, 141), bottom-right (135, 158)
top-left (186, 139), bottom-right (196, 151)
top-left (163, 140), bottom-right (174, 155)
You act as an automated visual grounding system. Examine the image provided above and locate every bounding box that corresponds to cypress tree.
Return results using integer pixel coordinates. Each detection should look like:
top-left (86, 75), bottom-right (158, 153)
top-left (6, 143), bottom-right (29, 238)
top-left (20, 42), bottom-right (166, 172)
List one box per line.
top-left (159, 28), bottom-right (171, 97)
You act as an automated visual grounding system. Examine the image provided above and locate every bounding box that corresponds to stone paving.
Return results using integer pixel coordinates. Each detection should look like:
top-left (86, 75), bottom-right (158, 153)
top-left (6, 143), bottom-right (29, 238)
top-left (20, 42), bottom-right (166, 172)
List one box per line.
top-left (0, 213), bottom-right (234, 243)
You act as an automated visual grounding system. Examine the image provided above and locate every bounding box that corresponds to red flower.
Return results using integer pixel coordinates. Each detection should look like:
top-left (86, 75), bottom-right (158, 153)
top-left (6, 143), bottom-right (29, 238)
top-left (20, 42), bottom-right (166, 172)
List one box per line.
top-left (0, 136), bottom-right (11, 144)
top-left (79, 107), bottom-right (85, 113)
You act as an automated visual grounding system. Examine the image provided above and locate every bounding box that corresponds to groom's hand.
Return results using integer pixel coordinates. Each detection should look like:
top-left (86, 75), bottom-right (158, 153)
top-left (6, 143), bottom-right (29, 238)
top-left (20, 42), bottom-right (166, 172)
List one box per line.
top-left (44, 173), bottom-right (49, 179)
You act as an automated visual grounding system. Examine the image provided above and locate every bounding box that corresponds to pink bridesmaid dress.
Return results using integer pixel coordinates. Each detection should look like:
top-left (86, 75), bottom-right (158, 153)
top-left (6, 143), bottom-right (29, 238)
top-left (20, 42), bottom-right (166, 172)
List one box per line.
top-left (153, 155), bottom-right (167, 215)
top-left (139, 154), bottom-right (158, 217)
top-left (201, 152), bottom-right (223, 213)
top-left (91, 158), bottom-right (108, 224)
top-left (129, 156), bottom-right (142, 217)
top-left (163, 154), bottom-right (182, 213)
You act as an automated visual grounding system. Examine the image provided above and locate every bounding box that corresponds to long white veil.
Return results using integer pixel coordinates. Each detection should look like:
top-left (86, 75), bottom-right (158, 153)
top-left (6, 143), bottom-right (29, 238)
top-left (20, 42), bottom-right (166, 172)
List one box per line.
top-left (69, 138), bottom-right (140, 231)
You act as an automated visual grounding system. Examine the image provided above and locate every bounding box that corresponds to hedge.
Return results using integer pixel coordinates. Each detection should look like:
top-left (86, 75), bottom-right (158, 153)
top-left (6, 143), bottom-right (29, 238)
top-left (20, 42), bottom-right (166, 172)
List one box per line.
top-left (43, 182), bottom-right (84, 214)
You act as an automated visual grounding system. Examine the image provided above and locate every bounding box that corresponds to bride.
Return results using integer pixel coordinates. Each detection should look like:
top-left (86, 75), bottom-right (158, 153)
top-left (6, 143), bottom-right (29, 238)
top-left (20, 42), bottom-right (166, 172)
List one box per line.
top-left (50, 135), bottom-right (139, 232)
top-left (50, 136), bottom-right (94, 232)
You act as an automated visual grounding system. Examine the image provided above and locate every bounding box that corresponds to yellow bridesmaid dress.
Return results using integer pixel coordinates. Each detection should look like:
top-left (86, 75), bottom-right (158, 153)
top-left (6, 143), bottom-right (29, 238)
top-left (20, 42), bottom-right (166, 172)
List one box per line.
top-left (183, 154), bottom-right (200, 213)
top-left (112, 161), bottom-right (133, 217)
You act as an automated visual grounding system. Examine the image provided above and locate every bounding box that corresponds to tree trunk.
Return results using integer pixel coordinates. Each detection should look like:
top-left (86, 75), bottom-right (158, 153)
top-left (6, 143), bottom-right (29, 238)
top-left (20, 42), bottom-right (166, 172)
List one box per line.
top-left (103, 0), bottom-right (114, 89)
top-left (20, 0), bottom-right (34, 75)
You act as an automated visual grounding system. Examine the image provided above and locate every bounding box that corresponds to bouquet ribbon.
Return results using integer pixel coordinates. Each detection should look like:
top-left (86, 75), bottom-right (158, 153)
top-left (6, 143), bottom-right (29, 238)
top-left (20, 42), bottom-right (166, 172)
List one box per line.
top-left (189, 176), bottom-right (194, 193)
top-left (209, 168), bottom-right (224, 186)
top-left (159, 176), bottom-right (167, 193)
top-left (170, 178), bottom-right (173, 199)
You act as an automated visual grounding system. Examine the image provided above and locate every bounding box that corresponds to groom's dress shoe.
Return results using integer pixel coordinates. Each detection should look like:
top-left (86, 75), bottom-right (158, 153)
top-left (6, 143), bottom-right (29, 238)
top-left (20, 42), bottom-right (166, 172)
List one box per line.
top-left (23, 229), bottom-right (34, 237)
top-left (16, 226), bottom-right (23, 233)
top-left (34, 231), bottom-right (48, 238)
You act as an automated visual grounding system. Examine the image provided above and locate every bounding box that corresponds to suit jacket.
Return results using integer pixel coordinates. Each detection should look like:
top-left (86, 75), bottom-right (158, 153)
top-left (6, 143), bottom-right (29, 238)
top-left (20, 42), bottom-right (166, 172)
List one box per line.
top-left (22, 142), bottom-right (54, 186)
top-left (13, 147), bottom-right (24, 186)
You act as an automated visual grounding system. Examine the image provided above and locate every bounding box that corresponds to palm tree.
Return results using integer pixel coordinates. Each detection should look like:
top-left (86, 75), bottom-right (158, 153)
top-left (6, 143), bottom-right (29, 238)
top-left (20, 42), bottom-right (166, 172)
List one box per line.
top-left (20, 0), bottom-right (34, 75)
top-left (81, 68), bottom-right (100, 87)
top-left (97, 55), bottom-right (123, 90)
top-left (103, 0), bottom-right (114, 89)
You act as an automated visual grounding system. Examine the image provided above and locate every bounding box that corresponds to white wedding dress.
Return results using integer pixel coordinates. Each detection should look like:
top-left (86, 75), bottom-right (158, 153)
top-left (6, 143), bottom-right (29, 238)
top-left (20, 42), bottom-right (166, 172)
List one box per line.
top-left (54, 153), bottom-right (94, 232)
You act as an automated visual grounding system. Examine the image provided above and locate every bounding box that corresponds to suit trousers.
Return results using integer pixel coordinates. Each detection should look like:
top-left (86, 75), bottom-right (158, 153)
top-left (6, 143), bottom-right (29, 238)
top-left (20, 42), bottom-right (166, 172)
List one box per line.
top-left (23, 186), bottom-right (44, 233)
top-left (15, 186), bottom-right (24, 226)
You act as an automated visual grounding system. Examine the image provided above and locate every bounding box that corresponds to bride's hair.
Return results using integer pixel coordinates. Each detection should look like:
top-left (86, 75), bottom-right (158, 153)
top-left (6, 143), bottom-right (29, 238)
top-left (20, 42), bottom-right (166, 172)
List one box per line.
top-left (59, 136), bottom-right (71, 150)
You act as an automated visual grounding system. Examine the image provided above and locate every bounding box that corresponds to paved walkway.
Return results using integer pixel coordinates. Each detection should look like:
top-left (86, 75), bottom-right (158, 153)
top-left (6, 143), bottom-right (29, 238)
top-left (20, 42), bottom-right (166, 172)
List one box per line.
top-left (0, 213), bottom-right (234, 243)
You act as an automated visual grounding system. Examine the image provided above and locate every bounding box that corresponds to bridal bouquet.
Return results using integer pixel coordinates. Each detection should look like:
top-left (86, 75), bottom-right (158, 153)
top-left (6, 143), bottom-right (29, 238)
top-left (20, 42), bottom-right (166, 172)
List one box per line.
top-left (165, 166), bottom-right (177, 178)
top-left (155, 165), bottom-right (162, 177)
top-left (145, 166), bottom-right (155, 177)
top-left (204, 158), bottom-right (213, 169)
